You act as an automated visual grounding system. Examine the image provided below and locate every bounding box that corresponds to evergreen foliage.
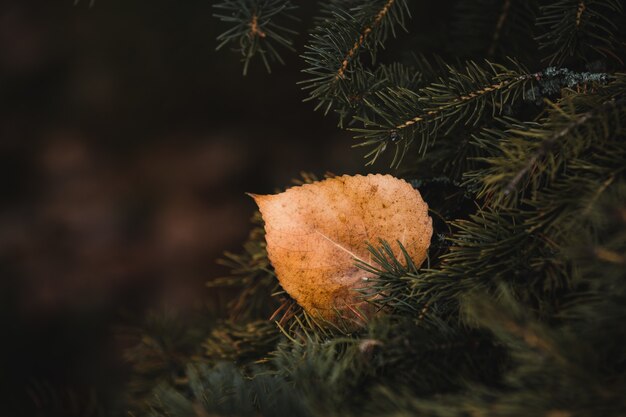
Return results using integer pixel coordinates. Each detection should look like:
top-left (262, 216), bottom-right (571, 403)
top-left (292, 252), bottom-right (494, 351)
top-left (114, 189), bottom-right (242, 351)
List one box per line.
top-left (125, 1), bottom-right (626, 416)
top-left (536, 0), bottom-right (624, 66)
top-left (213, 0), bottom-right (299, 75)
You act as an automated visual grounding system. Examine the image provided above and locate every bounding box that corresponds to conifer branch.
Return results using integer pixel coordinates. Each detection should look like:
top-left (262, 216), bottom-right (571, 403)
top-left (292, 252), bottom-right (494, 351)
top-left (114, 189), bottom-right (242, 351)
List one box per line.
top-left (214, 0), bottom-right (299, 75)
top-left (503, 108), bottom-right (595, 196)
top-left (334, 62), bottom-right (423, 128)
top-left (354, 64), bottom-right (612, 167)
top-left (203, 320), bottom-right (279, 363)
top-left (535, 0), bottom-right (624, 66)
top-left (211, 213), bottom-right (279, 320)
top-left (126, 3), bottom-right (626, 416)
top-left (301, 0), bottom-right (411, 115)
top-left (354, 240), bottom-right (425, 314)
top-left (394, 75), bottom-right (527, 129)
top-left (352, 60), bottom-right (537, 166)
top-left (468, 82), bottom-right (624, 207)
top-left (336, 0), bottom-right (396, 80)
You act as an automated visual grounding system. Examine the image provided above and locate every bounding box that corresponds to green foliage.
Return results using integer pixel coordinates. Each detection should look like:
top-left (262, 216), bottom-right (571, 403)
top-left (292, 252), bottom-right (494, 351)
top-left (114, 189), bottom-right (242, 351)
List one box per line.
top-left (328, 62), bottom-right (423, 128)
top-left (213, 0), bottom-right (298, 74)
top-left (300, 0), bottom-right (411, 115)
top-left (149, 362), bottom-right (309, 417)
top-left (120, 310), bottom-right (215, 413)
top-left (203, 320), bottom-right (280, 363)
top-left (535, 0), bottom-right (624, 66)
top-left (353, 59), bottom-right (538, 166)
top-left (130, 1), bottom-right (626, 416)
top-left (353, 63), bottom-right (614, 167)
top-left (209, 212), bottom-right (279, 320)
top-left (467, 76), bottom-right (624, 208)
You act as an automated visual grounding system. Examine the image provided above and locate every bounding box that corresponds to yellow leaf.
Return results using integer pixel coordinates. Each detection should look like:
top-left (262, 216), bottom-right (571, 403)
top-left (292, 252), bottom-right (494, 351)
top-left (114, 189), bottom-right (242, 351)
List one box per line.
top-left (251, 174), bottom-right (432, 326)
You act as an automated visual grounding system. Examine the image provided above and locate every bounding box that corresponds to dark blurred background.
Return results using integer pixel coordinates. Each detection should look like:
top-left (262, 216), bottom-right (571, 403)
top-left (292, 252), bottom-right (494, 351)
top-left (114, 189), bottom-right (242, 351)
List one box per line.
top-left (0, 0), bottom-right (370, 414)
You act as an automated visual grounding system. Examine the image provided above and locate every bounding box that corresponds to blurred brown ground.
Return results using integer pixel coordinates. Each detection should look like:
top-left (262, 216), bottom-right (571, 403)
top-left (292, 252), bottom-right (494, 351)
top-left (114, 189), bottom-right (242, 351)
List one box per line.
top-left (0, 0), bottom-right (371, 414)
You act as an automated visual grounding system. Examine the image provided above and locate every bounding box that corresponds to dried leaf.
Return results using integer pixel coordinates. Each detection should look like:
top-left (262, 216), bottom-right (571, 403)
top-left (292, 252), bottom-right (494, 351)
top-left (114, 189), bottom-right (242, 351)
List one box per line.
top-left (251, 174), bottom-right (432, 326)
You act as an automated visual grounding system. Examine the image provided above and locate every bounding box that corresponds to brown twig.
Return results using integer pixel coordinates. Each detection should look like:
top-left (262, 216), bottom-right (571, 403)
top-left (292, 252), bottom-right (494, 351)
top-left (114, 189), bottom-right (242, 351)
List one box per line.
top-left (576, 1), bottom-right (586, 27)
top-left (336, 0), bottom-right (396, 79)
top-left (249, 14), bottom-right (267, 38)
top-left (269, 299), bottom-right (290, 321)
top-left (395, 76), bottom-right (531, 129)
top-left (594, 247), bottom-right (626, 264)
top-left (277, 300), bottom-right (297, 326)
